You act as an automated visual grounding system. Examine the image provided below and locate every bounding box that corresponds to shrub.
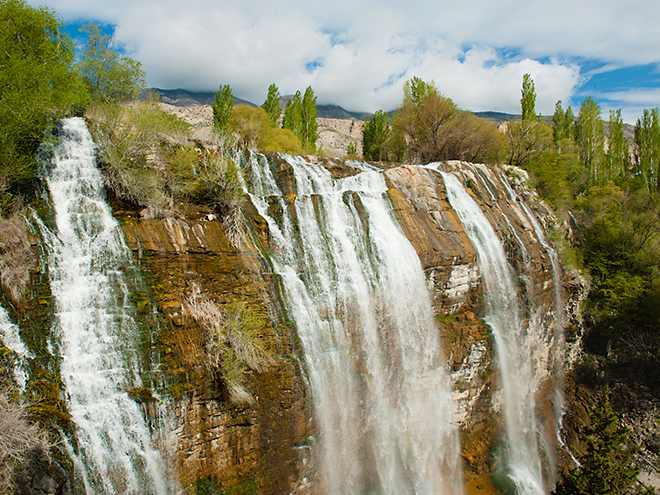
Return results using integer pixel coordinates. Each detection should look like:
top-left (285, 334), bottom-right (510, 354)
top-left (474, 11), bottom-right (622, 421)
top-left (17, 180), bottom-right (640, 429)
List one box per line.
top-left (183, 287), bottom-right (274, 405)
top-left (0, 391), bottom-right (48, 493)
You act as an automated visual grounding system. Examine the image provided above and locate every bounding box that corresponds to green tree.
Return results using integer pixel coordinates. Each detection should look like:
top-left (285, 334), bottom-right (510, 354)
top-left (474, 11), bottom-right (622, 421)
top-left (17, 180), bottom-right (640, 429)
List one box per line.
top-left (392, 77), bottom-right (458, 162)
top-left (634, 108), bottom-right (660, 191)
top-left (521, 73), bottom-right (537, 121)
top-left (282, 91), bottom-right (303, 140)
top-left (506, 119), bottom-right (552, 168)
top-left (263, 83), bottom-right (281, 125)
top-left (301, 86), bottom-right (318, 151)
top-left (0, 0), bottom-right (88, 203)
top-left (576, 97), bottom-right (605, 184)
top-left (607, 109), bottom-right (628, 181)
top-left (363, 110), bottom-right (392, 161)
top-left (78, 23), bottom-right (146, 104)
top-left (553, 390), bottom-right (643, 495)
top-left (228, 105), bottom-right (302, 154)
top-left (213, 84), bottom-right (234, 132)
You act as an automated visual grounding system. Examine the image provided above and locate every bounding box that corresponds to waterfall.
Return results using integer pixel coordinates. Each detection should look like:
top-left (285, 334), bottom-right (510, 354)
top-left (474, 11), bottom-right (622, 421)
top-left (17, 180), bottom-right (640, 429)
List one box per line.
top-left (440, 171), bottom-right (545, 495)
top-left (243, 152), bottom-right (462, 495)
top-left (36, 118), bottom-right (171, 494)
top-left (0, 305), bottom-right (32, 390)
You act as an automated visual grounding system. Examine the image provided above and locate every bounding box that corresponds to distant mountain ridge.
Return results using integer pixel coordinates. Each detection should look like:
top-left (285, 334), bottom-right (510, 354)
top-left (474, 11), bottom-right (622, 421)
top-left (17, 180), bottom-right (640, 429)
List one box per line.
top-left (151, 88), bottom-right (371, 120)
top-left (150, 88), bottom-right (634, 135)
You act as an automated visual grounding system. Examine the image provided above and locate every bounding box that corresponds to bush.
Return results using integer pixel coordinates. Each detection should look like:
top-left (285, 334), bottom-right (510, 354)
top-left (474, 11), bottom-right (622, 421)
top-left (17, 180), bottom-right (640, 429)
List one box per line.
top-left (183, 288), bottom-right (274, 405)
top-left (0, 391), bottom-right (48, 493)
top-left (0, 216), bottom-right (36, 303)
top-left (228, 105), bottom-right (303, 155)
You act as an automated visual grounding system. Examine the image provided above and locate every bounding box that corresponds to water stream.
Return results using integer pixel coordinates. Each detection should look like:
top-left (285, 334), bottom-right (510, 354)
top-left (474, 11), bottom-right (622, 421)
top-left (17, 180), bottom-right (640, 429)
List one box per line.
top-left (440, 171), bottom-right (545, 495)
top-left (36, 118), bottom-right (171, 494)
top-left (242, 152), bottom-right (463, 495)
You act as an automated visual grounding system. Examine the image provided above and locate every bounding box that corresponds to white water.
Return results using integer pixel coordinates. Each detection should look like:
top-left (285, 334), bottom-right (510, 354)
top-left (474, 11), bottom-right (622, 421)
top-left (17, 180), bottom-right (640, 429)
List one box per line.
top-left (440, 171), bottom-right (545, 495)
top-left (243, 153), bottom-right (462, 495)
top-left (0, 305), bottom-right (32, 390)
top-left (37, 118), bottom-right (171, 494)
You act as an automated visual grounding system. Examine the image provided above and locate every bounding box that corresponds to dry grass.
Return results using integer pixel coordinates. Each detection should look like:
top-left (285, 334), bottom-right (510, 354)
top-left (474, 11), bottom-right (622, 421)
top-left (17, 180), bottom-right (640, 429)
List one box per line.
top-left (183, 286), bottom-right (274, 404)
top-left (0, 391), bottom-right (48, 493)
top-left (0, 215), bottom-right (36, 303)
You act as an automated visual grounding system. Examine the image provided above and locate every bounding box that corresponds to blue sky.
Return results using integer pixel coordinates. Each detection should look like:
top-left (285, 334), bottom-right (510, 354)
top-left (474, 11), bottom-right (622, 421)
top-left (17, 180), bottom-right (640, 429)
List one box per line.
top-left (37, 0), bottom-right (660, 123)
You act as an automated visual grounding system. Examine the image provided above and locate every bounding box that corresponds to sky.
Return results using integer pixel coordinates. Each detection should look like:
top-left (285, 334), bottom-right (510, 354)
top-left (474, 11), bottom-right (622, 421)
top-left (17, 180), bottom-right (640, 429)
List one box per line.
top-left (32, 0), bottom-right (660, 123)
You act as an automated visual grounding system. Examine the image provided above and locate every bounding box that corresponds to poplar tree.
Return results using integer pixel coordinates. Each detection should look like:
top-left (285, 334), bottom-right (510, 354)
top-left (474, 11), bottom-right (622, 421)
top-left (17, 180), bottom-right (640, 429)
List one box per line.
top-left (283, 91), bottom-right (303, 143)
top-left (363, 110), bottom-right (392, 161)
top-left (576, 97), bottom-right (605, 184)
top-left (521, 73), bottom-right (537, 121)
top-left (607, 109), bottom-right (627, 180)
top-left (263, 83), bottom-right (281, 125)
top-left (213, 84), bottom-right (234, 132)
top-left (634, 108), bottom-right (660, 191)
top-left (301, 86), bottom-right (318, 151)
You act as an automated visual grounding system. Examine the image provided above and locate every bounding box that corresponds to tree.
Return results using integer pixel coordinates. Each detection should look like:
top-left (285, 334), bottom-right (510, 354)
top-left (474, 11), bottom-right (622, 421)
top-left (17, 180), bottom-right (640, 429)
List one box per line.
top-left (301, 86), bottom-right (318, 151)
top-left (392, 77), bottom-right (458, 162)
top-left (227, 105), bottom-right (302, 155)
top-left (521, 73), bottom-right (537, 121)
top-left (78, 23), bottom-right (146, 104)
top-left (576, 97), bottom-right (605, 184)
top-left (506, 119), bottom-right (552, 168)
top-left (553, 390), bottom-right (643, 495)
top-left (0, 0), bottom-right (88, 202)
top-left (213, 84), bottom-right (234, 132)
top-left (283, 91), bottom-right (303, 140)
top-left (634, 108), bottom-right (660, 191)
top-left (263, 83), bottom-right (281, 125)
top-left (607, 109), bottom-right (628, 181)
top-left (363, 110), bottom-right (392, 161)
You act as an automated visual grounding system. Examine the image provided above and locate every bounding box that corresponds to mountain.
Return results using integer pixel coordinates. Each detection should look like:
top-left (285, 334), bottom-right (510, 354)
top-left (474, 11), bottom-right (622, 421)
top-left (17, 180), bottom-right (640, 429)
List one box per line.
top-left (149, 88), bottom-right (255, 108)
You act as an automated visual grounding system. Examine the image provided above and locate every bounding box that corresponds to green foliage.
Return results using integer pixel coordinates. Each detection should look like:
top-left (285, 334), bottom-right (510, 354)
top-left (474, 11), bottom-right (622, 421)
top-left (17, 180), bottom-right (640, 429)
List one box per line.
top-left (282, 87), bottom-right (318, 153)
top-left (521, 73), bottom-right (537, 121)
top-left (553, 390), bottom-right (642, 495)
top-left (87, 100), bottom-right (197, 210)
top-left (363, 110), bottom-right (392, 161)
top-left (506, 119), bottom-right (553, 168)
top-left (393, 77), bottom-right (457, 162)
top-left (228, 105), bottom-right (303, 155)
top-left (634, 108), bottom-right (660, 192)
top-left (78, 23), bottom-right (146, 104)
top-left (576, 97), bottom-right (605, 184)
top-left (552, 100), bottom-right (575, 148)
top-left (301, 86), bottom-right (318, 152)
top-left (606, 109), bottom-right (628, 181)
top-left (213, 84), bottom-right (234, 132)
top-left (262, 83), bottom-right (281, 125)
top-left (392, 77), bottom-right (503, 163)
top-left (346, 141), bottom-right (358, 157)
top-left (0, 0), bottom-right (88, 198)
top-left (282, 91), bottom-right (303, 140)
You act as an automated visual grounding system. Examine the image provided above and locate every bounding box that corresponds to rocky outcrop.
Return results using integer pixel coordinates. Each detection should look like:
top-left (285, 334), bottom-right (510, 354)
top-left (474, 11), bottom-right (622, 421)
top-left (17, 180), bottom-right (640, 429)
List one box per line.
top-left (118, 207), bottom-right (312, 494)
top-left (111, 156), bottom-right (585, 494)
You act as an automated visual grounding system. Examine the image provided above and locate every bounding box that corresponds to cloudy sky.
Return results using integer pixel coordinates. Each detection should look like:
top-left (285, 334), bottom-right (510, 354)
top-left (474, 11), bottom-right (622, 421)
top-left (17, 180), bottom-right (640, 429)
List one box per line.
top-left (32, 0), bottom-right (660, 123)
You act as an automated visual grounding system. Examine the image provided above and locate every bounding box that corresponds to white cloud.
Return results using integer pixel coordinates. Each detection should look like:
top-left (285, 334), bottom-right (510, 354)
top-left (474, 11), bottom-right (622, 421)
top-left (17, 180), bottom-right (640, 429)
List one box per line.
top-left (31, 0), bottom-right (660, 115)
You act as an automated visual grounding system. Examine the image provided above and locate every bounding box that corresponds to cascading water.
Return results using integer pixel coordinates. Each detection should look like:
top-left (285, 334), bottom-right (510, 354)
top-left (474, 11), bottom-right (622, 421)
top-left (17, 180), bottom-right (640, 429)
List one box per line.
top-left (36, 118), bottom-right (171, 494)
top-left (440, 171), bottom-right (545, 495)
top-left (242, 152), bottom-right (462, 495)
top-left (0, 305), bottom-right (32, 390)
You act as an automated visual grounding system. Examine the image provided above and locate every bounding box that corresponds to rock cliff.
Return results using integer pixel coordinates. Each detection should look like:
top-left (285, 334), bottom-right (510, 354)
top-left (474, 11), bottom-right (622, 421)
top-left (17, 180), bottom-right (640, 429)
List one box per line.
top-left (111, 155), bottom-right (586, 494)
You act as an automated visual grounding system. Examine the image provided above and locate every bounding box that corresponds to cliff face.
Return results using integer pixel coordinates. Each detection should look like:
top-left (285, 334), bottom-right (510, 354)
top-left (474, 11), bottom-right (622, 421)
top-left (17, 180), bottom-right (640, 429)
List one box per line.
top-left (113, 156), bottom-right (586, 494)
